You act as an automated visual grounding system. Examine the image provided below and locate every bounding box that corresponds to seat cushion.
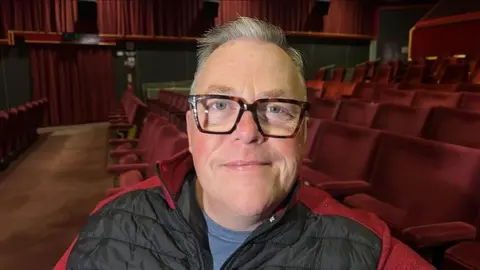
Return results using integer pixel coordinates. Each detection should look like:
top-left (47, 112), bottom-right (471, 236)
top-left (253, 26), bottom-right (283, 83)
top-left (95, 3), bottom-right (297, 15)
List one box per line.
top-left (443, 241), bottom-right (480, 270)
top-left (344, 193), bottom-right (407, 233)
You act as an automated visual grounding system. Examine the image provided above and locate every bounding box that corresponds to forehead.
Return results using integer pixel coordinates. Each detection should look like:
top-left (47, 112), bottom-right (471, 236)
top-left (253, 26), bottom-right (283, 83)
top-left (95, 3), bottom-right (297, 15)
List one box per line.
top-left (194, 38), bottom-right (304, 100)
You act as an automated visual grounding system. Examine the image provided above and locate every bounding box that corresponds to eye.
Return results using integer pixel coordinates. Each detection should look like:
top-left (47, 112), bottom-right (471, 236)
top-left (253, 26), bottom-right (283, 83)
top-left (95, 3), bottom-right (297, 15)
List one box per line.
top-left (212, 101), bottom-right (227, 110)
top-left (267, 105), bottom-right (287, 114)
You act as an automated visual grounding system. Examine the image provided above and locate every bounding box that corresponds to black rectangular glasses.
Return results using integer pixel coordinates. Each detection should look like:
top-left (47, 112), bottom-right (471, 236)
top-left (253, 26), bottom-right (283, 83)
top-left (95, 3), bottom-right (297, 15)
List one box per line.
top-left (188, 94), bottom-right (309, 138)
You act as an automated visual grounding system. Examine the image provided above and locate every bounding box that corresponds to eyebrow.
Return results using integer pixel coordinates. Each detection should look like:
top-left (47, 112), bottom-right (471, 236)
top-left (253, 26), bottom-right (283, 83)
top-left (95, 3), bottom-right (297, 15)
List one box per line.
top-left (205, 85), bottom-right (290, 98)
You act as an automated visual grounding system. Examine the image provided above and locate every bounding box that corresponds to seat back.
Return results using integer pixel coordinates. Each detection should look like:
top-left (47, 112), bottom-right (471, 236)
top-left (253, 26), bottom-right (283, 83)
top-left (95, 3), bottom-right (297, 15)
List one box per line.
top-left (309, 99), bottom-right (338, 119)
top-left (438, 63), bottom-right (469, 84)
top-left (331, 67), bottom-right (345, 82)
top-left (309, 120), bottom-right (381, 181)
top-left (369, 133), bottom-right (480, 226)
top-left (458, 92), bottom-right (480, 113)
top-left (334, 100), bottom-right (378, 127)
top-left (376, 89), bottom-right (415, 106)
top-left (146, 129), bottom-right (186, 177)
top-left (352, 84), bottom-right (375, 102)
top-left (401, 64), bottom-right (425, 84)
top-left (351, 65), bottom-right (367, 83)
top-left (371, 103), bottom-right (430, 137)
top-left (412, 90), bottom-right (461, 108)
top-left (304, 118), bottom-right (322, 160)
top-left (137, 113), bottom-right (168, 150)
top-left (422, 107), bottom-right (480, 149)
top-left (373, 64), bottom-right (392, 84)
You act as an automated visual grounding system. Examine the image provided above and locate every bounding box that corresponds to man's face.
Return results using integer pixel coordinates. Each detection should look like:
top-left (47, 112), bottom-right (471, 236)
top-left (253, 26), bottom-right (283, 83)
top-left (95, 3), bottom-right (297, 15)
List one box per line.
top-left (187, 38), bottom-right (306, 218)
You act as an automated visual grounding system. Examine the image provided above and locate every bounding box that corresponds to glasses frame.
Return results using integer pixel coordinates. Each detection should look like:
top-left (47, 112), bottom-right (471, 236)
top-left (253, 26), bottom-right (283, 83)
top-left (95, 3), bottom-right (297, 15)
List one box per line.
top-left (188, 94), bottom-right (310, 138)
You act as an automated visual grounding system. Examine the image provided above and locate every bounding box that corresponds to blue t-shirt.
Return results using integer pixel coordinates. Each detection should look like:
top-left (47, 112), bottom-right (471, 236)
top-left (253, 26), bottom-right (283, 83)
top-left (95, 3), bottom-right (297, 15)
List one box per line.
top-left (203, 212), bottom-right (251, 270)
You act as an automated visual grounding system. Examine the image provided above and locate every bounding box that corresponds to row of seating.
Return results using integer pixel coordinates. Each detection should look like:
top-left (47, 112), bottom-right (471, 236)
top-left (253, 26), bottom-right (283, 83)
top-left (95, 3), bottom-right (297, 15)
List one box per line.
top-left (311, 86), bottom-right (480, 113)
top-left (106, 112), bottom-right (188, 196)
top-left (147, 90), bottom-right (188, 132)
top-left (0, 99), bottom-right (48, 171)
top-left (307, 80), bottom-right (480, 103)
top-left (302, 118), bottom-right (480, 269)
top-left (310, 100), bottom-right (480, 149)
top-left (107, 88), bottom-right (148, 139)
top-left (315, 56), bottom-right (480, 86)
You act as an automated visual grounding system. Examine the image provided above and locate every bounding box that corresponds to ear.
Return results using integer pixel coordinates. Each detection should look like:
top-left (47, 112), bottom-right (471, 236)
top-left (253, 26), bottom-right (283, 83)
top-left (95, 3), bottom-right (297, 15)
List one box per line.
top-left (186, 110), bottom-right (193, 153)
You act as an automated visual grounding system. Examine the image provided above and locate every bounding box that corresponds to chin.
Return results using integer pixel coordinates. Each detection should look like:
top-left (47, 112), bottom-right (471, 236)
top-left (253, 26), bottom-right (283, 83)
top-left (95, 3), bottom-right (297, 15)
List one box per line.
top-left (223, 186), bottom-right (275, 216)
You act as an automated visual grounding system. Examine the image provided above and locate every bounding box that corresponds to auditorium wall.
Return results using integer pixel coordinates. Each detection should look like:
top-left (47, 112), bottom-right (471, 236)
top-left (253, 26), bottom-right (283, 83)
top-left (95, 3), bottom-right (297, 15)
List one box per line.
top-left (0, 46), bottom-right (31, 110)
top-left (376, 5), bottom-right (432, 62)
top-left (129, 37), bottom-right (370, 91)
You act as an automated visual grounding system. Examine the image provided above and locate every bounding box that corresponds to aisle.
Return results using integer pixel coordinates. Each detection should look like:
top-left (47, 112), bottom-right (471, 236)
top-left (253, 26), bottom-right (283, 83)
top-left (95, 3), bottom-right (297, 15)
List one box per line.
top-left (0, 123), bottom-right (112, 270)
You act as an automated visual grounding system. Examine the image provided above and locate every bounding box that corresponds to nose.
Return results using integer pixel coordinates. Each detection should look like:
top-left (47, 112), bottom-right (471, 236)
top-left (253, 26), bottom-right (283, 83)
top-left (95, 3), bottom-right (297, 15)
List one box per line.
top-left (233, 111), bottom-right (265, 144)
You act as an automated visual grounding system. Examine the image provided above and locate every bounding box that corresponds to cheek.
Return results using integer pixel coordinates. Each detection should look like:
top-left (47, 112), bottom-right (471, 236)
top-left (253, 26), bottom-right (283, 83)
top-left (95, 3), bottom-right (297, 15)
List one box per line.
top-left (190, 132), bottom-right (223, 164)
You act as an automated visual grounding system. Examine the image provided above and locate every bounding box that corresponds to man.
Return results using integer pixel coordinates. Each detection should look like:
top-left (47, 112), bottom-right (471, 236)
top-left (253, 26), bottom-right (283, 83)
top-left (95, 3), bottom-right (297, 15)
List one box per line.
top-left (55, 17), bottom-right (434, 269)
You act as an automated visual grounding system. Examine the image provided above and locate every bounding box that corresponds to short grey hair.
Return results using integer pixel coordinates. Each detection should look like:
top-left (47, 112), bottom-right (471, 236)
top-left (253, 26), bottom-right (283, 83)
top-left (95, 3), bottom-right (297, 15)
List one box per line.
top-left (191, 17), bottom-right (305, 93)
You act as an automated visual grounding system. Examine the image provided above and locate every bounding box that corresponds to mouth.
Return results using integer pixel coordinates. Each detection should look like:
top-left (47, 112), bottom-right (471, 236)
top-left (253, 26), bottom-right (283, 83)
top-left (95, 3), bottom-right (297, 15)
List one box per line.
top-left (222, 160), bottom-right (272, 170)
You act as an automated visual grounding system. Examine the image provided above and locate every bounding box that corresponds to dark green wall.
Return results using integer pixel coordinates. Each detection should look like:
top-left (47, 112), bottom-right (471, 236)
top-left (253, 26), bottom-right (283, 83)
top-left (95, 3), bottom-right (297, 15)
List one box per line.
top-left (126, 37), bottom-right (371, 89)
top-left (377, 6), bottom-right (431, 62)
top-left (289, 37), bottom-right (370, 79)
top-left (0, 45), bottom-right (31, 111)
top-left (134, 42), bottom-right (197, 97)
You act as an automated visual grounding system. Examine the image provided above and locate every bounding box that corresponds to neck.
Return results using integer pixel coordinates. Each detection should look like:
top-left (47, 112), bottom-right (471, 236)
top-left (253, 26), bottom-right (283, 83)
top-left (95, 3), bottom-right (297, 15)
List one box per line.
top-left (196, 181), bottom-right (268, 232)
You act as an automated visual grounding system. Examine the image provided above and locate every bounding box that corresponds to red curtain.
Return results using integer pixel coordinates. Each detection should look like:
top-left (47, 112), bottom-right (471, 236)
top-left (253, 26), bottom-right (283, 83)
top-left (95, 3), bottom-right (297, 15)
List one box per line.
top-left (216, 0), bottom-right (372, 34)
top-left (0, 0), bottom-right (76, 38)
top-left (30, 46), bottom-right (115, 126)
top-left (97, 0), bottom-right (203, 36)
top-left (324, 0), bottom-right (373, 35)
top-left (216, 0), bottom-right (315, 31)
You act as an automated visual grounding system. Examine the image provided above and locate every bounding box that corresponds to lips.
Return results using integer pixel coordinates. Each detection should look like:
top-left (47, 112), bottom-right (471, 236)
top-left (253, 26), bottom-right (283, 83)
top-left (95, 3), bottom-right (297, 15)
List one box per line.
top-left (222, 160), bottom-right (272, 169)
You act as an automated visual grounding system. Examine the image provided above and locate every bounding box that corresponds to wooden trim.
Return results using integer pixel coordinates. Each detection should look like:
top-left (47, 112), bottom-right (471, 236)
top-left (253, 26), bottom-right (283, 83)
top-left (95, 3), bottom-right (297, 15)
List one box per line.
top-left (5, 30), bottom-right (373, 47)
top-left (7, 31), bottom-right (15, 45)
top-left (408, 26), bottom-right (415, 61)
top-left (416, 11), bottom-right (480, 28)
top-left (0, 39), bottom-right (8, 45)
top-left (24, 40), bottom-right (62, 44)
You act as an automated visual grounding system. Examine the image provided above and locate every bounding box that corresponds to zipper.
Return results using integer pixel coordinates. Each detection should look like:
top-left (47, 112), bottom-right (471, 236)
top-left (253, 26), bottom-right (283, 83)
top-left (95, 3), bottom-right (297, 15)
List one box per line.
top-left (220, 215), bottom-right (278, 270)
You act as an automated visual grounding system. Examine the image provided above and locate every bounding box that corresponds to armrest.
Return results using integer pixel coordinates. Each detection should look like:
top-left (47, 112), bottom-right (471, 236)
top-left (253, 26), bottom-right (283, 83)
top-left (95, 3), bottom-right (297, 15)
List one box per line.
top-left (110, 149), bottom-right (145, 158)
top-left (315, 180), bottom-right (371, 198)
top-left (300, 165), bottom-right (333, 185)
top-left (403, 221), bottom-right (477, 249)
top-left (108, 138), bottom-right (138, 145)
top-left (106, 163), bottom-right (149, 174)
top-left (302, 158), bottom-right (314, 167)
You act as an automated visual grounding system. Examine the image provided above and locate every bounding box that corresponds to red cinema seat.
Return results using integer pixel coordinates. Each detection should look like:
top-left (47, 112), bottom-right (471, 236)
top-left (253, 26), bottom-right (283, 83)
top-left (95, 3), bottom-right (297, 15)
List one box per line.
top-left (422, 107), bottom-right (480, 149)
top-left (345, 133), bottom-right (480, 249)
top-left (375, 89), bottom-right (416, 106)
top-left (412, 91), bottom-right (462, 109)
top-left (371, 103), bottom-right (430, 137)
top-left (334, 100), bottom-right (378, 127)
top-left (459, 92), bottom-right (480, 113)
top-left (301, 120), bottom-right (380, 197)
